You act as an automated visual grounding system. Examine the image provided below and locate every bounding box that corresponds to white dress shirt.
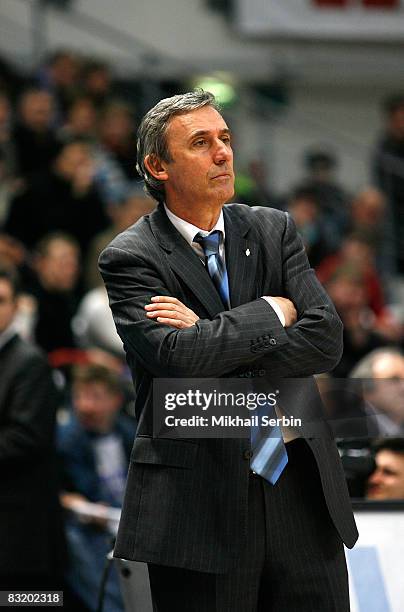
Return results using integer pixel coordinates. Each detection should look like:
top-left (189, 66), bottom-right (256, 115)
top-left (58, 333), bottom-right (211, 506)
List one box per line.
top-left (163, 204), bottom-right (285, 326)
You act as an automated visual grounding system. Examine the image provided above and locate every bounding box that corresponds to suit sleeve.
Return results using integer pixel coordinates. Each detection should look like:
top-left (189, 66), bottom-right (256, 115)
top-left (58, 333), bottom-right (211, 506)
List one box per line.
top-left (0, 352), bottom-right (57, 466)
top-left (99, 246), bottom-right (290, 378)
top-left (258, 211), bottom-right (343, 377)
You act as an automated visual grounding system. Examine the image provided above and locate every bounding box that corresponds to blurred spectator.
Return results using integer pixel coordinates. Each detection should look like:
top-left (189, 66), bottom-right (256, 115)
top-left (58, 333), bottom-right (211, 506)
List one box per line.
top-left (73, 286), bottom-right (124, 357)
top-left (99, 101), bottom-right (140, 181)
top-left (81, 60), bottom-right (113, 112)
top-left (38, 50), bottom-right (81, 124)
top-left (302, 147), bottom-right (350, 248)
top-left (61, 96), bottom-right (98, 141)
top-left (0, 234), bottom-right (38, 313)
top-left (317, 233), bottom-right (386, 317)
top-left (58, 98), bottom-right (132, 207)
top-left (326, 268), bottom-right (387, 376)
top-left (0, 90), bottom-right (16, 181)
top-left (13, 88), bottom-right (60, 180)
top-left (350, 187), bottom-right (386, 255)
top-left (4, 139), bottom-right (109, 256)
top-left (0, 265), bottom-right (65, 589)
top-left (287, 185), bottom-right (331, 267)
top-left (91, 146), bottom-right (131, 208)
top-left (85, 190), bottom-right (156, 289)
top-left (372, 94), bottom-right (404, 274)
top-left (57, 364), bottom-right (135, 612)
top-left (317, 232), bottom-right (404, 344)
top-left (29, 233), bottom-right (81, 354)
top-left (366, 438), bottom-right (404, 500)
top-left (350, 348), bottom-right (404, 436)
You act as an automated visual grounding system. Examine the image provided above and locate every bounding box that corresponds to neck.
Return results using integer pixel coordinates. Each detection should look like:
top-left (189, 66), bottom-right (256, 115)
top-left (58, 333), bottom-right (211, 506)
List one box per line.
top-left (165, 200), bottom-right (223, 231)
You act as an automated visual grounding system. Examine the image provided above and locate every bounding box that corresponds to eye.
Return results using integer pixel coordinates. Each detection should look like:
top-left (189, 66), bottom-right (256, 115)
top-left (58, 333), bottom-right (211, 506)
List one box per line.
top-left (193, 139), bottom-right (206, 147)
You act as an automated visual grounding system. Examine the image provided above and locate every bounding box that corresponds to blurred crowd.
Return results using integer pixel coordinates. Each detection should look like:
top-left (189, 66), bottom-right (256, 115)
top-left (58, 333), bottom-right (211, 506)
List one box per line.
top-left (1, 49), bottom-right (404, 609)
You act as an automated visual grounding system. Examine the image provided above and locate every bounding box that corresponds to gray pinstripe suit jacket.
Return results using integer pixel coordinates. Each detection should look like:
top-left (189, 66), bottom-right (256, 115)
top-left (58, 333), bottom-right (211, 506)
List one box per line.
top-left (99, 202), bottom-right (358, 573)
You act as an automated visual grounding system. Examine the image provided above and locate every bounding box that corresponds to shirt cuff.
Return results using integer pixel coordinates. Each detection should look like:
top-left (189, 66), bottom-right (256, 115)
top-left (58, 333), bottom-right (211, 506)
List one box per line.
top-left (261, 296), bottom-right (286, 327)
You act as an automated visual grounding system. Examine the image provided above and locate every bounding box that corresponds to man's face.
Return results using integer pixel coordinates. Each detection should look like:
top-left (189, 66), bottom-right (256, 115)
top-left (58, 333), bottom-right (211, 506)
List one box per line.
top-left (20, 91), bottom-right (53, 132)
top-left (366, 450), bottom-right (404, 500)
top-left (56, 142), bottom-right (93, 181)
top-left (367, 354), bottom-right (404, 425)
top-left (36, 239), bottom-right (79, 292)
top-left (0, 278), bottom-right (17, 333)
top-left (162, 106), bottom-right (234, 209)
top-left (73, 381), bottom-right (122, 433)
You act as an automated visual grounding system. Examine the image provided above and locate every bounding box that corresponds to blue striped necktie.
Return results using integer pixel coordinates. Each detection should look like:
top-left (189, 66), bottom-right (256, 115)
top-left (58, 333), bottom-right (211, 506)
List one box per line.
top-left (195, 229), bottom-right (287, 484)
top-left (250, 401), bottom-right (288, 484)
top-left (194, 230), bottom-right (231, 309)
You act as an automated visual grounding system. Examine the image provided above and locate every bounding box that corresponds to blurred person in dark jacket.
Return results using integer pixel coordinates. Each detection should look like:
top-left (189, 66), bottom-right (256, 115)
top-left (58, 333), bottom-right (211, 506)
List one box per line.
top-left (373, 94), bottom-right (404, 274)
top-left (350, 348), bottom-right (404, 436)
top-left (0, 264), bottom-right (65, 589)
top-left (98, 101), bottom-right (140, 181)
top-left (4, 138), bottom-right (109, 257)
top-left (29, 232), bottom-right (81, 354)
top-left (286, 185), bottom-right (331, 268)
top-left (38, 50), bottom-right (81, 124)
top-left (81, 60), bottom-right (113, 112)
top-left (12, 88), bottom-right (60, 180)
top-left (302, 147), bottom-right (349, 249)
top-left (57, 364), bottom-right (135, 612)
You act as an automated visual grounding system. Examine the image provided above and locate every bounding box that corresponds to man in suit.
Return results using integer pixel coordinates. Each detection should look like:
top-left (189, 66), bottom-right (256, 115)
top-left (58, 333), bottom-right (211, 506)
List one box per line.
top-left (0, 264), bottom-right (65, 589)
top-left (99, 90), bottom-right (358, 611)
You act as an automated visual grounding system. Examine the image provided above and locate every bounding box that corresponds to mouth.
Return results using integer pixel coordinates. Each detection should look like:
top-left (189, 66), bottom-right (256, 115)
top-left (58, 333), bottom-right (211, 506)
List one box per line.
top-left (211, 173), bottom-right (232, 180)
top-left (367, 485), bottom-right (382, 497)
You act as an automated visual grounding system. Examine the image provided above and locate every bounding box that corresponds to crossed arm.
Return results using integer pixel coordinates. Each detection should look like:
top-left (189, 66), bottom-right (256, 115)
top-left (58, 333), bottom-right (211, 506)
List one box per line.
top-left (99, 212), bottom-right (342, 378)
top-left (144, 295), bottom-right (297, 329)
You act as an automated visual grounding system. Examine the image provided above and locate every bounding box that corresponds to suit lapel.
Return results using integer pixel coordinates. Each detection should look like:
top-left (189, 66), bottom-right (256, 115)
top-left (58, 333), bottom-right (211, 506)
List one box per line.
top-left (223, 206), bottom-right (259, 308)
top-left (149, 204), bottom-right (261, 314)
top-left (149, 205), bottom-right (225, 317)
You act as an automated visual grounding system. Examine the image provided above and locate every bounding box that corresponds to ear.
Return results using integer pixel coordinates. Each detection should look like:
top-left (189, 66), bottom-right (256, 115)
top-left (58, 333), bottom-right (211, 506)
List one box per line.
top-left (144, 154), bottom-right (169, 182)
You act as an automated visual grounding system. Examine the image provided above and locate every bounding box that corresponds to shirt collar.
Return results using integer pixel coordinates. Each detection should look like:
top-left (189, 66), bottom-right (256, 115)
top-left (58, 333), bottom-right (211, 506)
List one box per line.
top-left (163, 203), bottom-right (225, 246)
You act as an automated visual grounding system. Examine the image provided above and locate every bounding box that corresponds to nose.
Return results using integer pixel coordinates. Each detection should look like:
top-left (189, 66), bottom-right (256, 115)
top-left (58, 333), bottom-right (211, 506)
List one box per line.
top-left (368, 469), bottom-right (383, 486)
top-left (213, 138), bottom-right (232, 165)
top-left (76, 397), bottom-right (96, 415)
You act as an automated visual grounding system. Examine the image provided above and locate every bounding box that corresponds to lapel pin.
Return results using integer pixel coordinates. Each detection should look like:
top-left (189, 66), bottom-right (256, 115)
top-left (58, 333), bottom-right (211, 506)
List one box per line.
top-left (245, 248), bottom-right (251, 257)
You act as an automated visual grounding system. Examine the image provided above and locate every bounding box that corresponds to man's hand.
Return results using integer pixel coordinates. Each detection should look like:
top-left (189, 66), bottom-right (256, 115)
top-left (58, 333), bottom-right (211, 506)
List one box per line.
top-left (145, 296), bottom-right (200, 329)
top-left (60, 492), bottom-right (109, 528)
top-left (271, 296), bottom-right (297, 328)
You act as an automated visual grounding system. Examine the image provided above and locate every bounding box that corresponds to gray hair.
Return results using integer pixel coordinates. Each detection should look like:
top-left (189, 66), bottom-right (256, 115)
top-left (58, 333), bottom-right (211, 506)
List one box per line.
top-left (136, 89), bottom-right (220, 202)
top-left (350, 347), bottom-right (404, 391)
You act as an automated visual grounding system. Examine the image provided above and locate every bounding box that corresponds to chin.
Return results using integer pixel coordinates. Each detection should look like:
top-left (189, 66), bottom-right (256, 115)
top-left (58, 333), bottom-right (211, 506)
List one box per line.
top-left (217, 186), bottom-right (234, 202)
top-left (366, 490), bottom-right (384, 500)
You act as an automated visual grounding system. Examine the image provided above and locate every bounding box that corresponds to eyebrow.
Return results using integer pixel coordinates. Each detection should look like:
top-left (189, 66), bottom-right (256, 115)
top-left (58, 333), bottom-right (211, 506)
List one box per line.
top-left (188, 128), bottom-right (231, 141)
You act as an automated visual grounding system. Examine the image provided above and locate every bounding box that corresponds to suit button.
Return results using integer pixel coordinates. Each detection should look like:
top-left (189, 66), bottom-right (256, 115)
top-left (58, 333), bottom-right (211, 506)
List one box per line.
top-left (269, 338), bottom-right (277, 345)
top-left (243, 450), bottom-right (253, 460)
